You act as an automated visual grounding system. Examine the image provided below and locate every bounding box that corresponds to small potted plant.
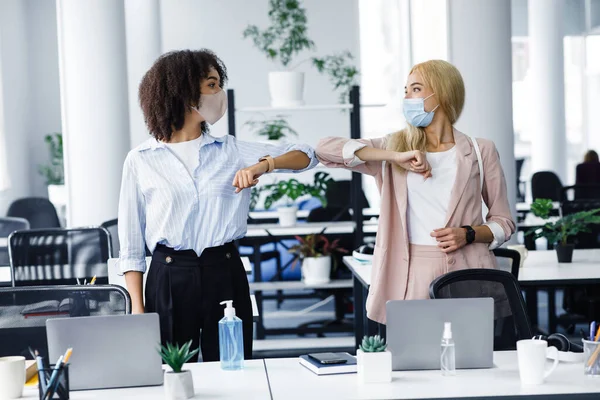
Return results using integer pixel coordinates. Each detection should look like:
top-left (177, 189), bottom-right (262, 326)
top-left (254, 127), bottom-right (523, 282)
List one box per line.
top-left (243, 0), bottom-right (314, 107)
top-left (263, 172), bottom-right (333, 226)
top-left (312, 51), bottom-right (360, 103)
top-left (158, 340), bottom-right (199, 400)
top-left (245, 115), bottom-right (298, 142)
top-left (38, 133), bottom-right (66, 225)
top-left (289, 234), bottom-right (348, 285)
top-left (357, 335), bottom-right (392, 383)
top-left (526, 198), bottom-right (600, 262)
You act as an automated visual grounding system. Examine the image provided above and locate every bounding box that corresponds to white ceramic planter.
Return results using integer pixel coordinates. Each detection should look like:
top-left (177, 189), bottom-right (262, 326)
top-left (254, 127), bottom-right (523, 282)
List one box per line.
top-left (48, 184), bottom-right (66, 227)
top-left (268, 71), bottom-right (305, 108)
top-left (357, 349), bottom-right (392, 384)
top-left (278, 205), bottom-right (298, 227)
top-left (302, 256), bottom-right (331, 285)
top-left (164, 370), bottom-right (194, 400)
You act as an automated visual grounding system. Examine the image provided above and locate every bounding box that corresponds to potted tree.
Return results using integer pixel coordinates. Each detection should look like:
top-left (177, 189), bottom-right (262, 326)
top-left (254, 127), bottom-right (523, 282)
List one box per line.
top-left (527, 198), bottom-right (600, 263)
top-left (158, 340), bottom-right (199, 400)
top-left (243, 0), bottom-right (314, 107)
top-left (312, 51), bottom-right (360, 103)
top-left (263, 172), bottom-right (333, 226)
top-left (289, 234), bottom-right (348, 285)
top-left (245, 115), bottom-right (298, 143)
top-left (38, 133), bottom-right (65, 225)
top-left (357, 335), bottom-right (392, 383)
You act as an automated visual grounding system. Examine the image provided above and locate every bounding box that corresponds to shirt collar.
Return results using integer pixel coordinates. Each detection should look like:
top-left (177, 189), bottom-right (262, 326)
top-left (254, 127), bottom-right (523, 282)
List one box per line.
top-left (137, 133), bottom-right (225, 152)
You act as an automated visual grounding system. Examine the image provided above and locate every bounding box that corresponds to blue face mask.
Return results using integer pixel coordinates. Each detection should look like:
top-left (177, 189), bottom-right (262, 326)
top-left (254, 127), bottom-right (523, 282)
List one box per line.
top-left (403, 93), bottom-right (439, 127)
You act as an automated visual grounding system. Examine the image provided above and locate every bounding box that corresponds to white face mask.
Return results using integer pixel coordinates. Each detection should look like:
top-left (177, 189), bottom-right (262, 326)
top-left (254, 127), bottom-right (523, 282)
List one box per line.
top-left (192, 90), bottom-right (227, 125)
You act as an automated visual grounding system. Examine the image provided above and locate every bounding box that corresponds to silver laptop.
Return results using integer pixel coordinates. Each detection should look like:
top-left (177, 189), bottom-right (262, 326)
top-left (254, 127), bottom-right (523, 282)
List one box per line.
top-left (46, 313), bottom-right (163, 390)
top-left (386, 298), bottom-right (494, 371)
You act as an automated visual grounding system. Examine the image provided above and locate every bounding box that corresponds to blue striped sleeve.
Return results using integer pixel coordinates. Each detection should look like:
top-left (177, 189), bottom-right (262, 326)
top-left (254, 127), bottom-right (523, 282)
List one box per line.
top-left (234, 137), bottom-right (319, 172)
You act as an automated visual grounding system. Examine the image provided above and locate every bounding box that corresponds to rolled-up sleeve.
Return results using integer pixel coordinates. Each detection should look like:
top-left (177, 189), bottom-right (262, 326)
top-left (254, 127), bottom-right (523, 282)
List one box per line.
top-left (237, 138), bottom-right (319, 172)
top-left (117, 154), bottom-right (147, 274)
top-left (480, 139), bottom-right (516, 247)
top-left (316, 136), bottom-right (389, 177)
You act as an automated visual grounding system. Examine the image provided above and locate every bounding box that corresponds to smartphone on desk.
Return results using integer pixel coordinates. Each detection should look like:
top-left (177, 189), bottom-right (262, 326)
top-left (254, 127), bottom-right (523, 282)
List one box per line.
top-left (308, 352), bottom-right (348, 365)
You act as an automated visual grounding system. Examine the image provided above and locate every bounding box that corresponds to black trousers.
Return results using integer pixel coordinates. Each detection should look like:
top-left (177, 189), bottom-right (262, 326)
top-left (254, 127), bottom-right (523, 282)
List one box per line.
top-left (145, 242), bottom-right (253, 362)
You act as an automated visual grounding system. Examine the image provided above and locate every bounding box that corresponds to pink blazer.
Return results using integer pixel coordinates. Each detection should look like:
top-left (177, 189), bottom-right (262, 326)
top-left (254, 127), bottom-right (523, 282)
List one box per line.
top-left (316, 129), bottom-right (516, 323)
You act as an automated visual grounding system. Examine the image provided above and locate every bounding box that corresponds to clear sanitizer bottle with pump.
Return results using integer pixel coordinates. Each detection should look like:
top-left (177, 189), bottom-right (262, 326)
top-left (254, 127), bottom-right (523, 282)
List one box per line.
top-left (219, 300), bottom-right (244, 371)
top-left (440, 322), bottom-right (456, 376)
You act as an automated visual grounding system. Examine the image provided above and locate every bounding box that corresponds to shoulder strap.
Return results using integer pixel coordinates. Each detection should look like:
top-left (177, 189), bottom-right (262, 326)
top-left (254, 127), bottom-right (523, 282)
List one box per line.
top-left (469, 136), bottom-right (484, 193)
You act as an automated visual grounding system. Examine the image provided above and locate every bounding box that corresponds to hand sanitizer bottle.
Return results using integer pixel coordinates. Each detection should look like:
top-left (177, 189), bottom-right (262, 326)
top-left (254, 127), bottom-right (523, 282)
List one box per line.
top-left (219, 300), bottom-right (244, 370)
top-left (441, 322), bottom-right (456, 376)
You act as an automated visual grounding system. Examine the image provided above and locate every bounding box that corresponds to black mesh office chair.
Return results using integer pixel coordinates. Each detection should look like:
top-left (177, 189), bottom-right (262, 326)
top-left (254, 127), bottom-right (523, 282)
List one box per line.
top-left (6, 198), bottom-right (61, 229)
top-left (492, 248), bottom-right (521, 280)
top-left (531, 171), bottom-right (564, 202)
top-left (429, 269), bottom-right (533, 351)
top-left (0, 218), bottom-right (30, 268)
top-left (8, 228), bottom-right (111, 286)
top-left (0, 285), bottom-right (130, 358)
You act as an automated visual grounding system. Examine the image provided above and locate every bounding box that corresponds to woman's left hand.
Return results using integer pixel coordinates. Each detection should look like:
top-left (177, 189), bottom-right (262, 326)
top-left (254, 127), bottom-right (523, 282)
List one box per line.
top-left (431, 227), bottom-right (467, 253)
top-left (232, 161), bottom-right (268, 193)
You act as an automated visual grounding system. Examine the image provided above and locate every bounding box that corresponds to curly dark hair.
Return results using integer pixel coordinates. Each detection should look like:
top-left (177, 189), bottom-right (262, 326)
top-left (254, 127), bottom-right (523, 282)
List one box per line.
top-left (138, 49), bottom-right (228, 142)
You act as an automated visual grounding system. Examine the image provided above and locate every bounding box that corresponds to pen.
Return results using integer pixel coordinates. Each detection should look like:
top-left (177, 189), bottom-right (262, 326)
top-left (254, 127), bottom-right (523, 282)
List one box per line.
top-left (595, 326), bottom-right (600, 342)
top-left (90, 275), bottom-right (96, 285)
top-left (591, 321), bottom-right (597, 341)
top-left (84, 279), bottom-right (87, 285)
top-left (45, 348), bottom-right (72, 400)
top-left (43, 355), bottom-right (63, 400)
top-left (76, 278), bottom-right (81, 285)
top-left (33, 349), bottom-right (47, 394)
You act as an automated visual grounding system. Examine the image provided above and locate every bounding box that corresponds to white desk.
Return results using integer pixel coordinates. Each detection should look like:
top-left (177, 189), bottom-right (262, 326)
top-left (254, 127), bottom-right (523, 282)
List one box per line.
top-left (245, 220), bottom-right (378, 237)
top-left (265, 351), bottom-right (600, 399)
top-left (519, 249), bottom-right (600, 285)
top-left (22, 360), bottom-right (271, 400)
top-left (248, 207), bottom-right (380, 221)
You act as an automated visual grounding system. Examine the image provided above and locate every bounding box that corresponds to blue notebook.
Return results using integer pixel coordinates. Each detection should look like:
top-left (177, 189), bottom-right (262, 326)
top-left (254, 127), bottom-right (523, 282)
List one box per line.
top-left (299, 353), bottom-right (357, 375)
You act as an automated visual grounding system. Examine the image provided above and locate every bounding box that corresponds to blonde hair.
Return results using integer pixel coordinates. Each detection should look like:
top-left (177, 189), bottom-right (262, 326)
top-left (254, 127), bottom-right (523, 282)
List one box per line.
top-left (387, 60), bottom-right (465, 154)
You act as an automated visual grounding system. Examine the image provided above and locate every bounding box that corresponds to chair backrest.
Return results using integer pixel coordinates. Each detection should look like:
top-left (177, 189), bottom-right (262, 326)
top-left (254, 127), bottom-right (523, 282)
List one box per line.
top-left (429, 268), bottom-right (532, 351)
top-left (0, 218), bottom-right (30, 267)
top-left (560, 197), bottom-right (600, 248)
top-left (0, 285), bottom-right (130, 358)
top-left (492, 248), bottom-right (520, 279)
top-left (101, 219), bottom-right (119, 258)
top-left (325, 180), bottom-right (369, 209)
top-left (6, 197), bottom-right (61, 229)
top-left (531, 171), bottom-right (563, 202)
top-left (8, 227), bottom-right (111, 286)
top-left (576, 163), bottom-right (600, 189)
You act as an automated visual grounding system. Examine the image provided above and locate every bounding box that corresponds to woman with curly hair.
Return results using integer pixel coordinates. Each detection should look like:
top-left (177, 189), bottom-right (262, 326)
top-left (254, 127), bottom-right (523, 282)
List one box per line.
top-left (117, 49), bottom-right (318, 361)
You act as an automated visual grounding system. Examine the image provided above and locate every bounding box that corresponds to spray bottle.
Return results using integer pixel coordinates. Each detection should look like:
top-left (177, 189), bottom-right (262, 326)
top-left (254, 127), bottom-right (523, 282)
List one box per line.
top-left (219, 300), bottom-right (244, 370)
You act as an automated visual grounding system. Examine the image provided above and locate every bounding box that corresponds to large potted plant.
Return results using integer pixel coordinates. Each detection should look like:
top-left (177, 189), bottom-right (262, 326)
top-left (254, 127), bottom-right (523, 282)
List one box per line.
top-left (527, 198), bottom-right (600, 263)
top-left (245, 115), bottom-right (298, 142)
top-left (263, 172), bottom-right (333, 226)
top-left (357, 335), bottom-right (392, 383)
top-left (38, 133), bottom-right (65, 225)
top-left (243, 0), bottom-right (314, 107)
top-left (158, 340), bottom-right (199, 400)
top-left (289, 234), bottom-right (348, 285)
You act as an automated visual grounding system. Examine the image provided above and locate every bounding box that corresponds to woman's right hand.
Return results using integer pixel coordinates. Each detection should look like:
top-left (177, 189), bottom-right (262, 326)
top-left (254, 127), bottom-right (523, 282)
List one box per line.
top-left (392, 150), bottom-right (432, 179)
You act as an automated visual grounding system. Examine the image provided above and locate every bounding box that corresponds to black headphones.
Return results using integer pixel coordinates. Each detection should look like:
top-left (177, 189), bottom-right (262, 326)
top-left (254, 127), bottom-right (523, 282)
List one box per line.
top-left (532, 333), bottom-right (584, 353)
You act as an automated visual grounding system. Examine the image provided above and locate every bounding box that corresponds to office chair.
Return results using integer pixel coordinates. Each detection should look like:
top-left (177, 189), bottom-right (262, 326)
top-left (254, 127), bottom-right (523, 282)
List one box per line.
top-left (492, 248), bottom-right (521, 280)
top-left (0, 217), bottom-right (30, 267)
top-left (531, 171), bottom-right (564, 202)
top-left (6, 197), bottom-right (61, 229)
top-left (429, 268), bottom-right (533, 351)
top-left (575, 164), bottom-right (600, 199)
top-left (8, 227), bottom-right (111, 287)
top-left (0, 285), bottom-right (130, 358)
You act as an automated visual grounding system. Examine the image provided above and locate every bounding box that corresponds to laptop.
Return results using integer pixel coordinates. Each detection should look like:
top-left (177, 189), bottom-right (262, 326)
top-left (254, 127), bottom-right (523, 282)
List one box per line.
top-left (46, 313), bottom-right (163, 390)
top-left (386, 298), bottom-right (494, 371)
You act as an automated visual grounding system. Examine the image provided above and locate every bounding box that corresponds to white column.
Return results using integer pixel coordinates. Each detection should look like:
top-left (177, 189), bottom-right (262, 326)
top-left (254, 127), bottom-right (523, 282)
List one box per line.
top-left (528, 0), bottom-right (567, 181)
top-left (587, 74), bottom-right (600, 152)
top-left (447, 0), bottom-right (517, 216)
top-left (56, 0), bottom-right (130, 227)
top-left (124, 0), bottom-right (161, 148)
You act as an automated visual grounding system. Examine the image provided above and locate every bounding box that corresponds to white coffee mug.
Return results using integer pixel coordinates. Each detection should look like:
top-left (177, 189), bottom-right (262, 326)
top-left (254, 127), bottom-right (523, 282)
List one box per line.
top-left (0, 356), bottom-right (26, 399)
top-left (517, 339), bottom-right (559, 385)
top-left (507, 244), bottom-right (528, 268)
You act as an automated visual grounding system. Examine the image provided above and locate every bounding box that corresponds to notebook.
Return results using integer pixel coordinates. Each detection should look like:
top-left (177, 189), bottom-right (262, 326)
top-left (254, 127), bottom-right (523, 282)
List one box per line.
top-left (299, 353), bottom-right (357, 375)
top-left (21, 299), bottom-right (71, 317)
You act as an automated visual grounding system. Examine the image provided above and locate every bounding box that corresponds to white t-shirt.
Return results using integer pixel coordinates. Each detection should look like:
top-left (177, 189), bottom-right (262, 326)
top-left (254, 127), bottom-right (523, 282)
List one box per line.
top-left (407, 146), bottom-right (457, 246)
top-left (164, 136), bottom-right (203, 176)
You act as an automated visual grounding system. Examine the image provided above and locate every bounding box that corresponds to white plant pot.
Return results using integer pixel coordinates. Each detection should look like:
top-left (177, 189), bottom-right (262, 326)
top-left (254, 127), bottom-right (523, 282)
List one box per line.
top-left (278, 205), bottom-right (298, 227)
top-left (268, 71), bottom-right (305, 108)
top-left (164, 370), bottom-right (194, 400)
top-left (48, 184), bottom-right (67, 227)
top-left (357, 349), bottom-right (392, 384)
top-left (302, 256), bottom-right (331, 285)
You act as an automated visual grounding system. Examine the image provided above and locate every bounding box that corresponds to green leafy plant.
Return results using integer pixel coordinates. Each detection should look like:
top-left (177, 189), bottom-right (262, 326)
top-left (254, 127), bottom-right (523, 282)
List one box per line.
top-left (245, 116), bottom-right (298, 141)
top-left (263, 172), bottom-right (334, 209)
top-left (38, 133), bottom-right (64, 185)
top-left (158, 340), bottom-right (199, 373)
top-left (288, 234), bottom-right (348, 269)
top-left (526, 198), bottom-right (600, 246)
top-left (250, 186), bottom-right (264, 211)
top-left (312, 51), bottom-right (360, 103)
top-left (359, 335), bottom-right (387, 353)
top-left (243, 0), bottom-right (315, 68)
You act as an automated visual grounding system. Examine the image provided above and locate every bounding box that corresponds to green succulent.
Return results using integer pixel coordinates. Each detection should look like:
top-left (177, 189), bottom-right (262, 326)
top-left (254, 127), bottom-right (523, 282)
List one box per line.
top-left (158, 340), bottom-right (199, 373)
top-left (359, 335), bottom-right (387, 353)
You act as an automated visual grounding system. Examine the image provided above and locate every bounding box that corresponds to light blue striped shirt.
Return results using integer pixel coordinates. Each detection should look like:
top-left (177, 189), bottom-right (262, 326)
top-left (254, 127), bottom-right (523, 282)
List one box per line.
top-left (117, 133), bottom-right (318, 274)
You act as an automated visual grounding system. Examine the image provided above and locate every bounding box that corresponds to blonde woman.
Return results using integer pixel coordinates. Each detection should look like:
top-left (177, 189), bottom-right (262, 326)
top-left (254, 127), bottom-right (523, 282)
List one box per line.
top-left (316, 60), bottom-right (515, 323)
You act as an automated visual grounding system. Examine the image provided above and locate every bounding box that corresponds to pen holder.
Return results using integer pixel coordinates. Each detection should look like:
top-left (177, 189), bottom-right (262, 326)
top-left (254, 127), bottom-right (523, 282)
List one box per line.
top-left (583, 340), bottom-right (600, 377)
top-left (37, 364), bottom-right (70, 400)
